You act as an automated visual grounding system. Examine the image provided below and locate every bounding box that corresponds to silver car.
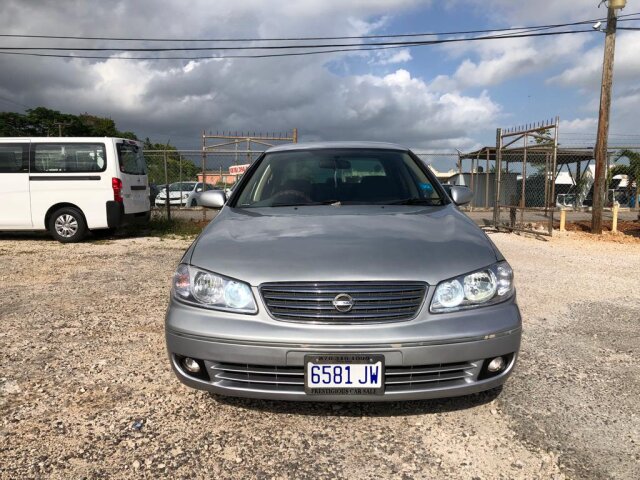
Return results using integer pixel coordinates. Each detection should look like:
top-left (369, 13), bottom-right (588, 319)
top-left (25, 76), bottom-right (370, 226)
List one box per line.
top-left (166, 142), bottom-right (521, 401)
top-left (155, 182), bottom-right (217, 208)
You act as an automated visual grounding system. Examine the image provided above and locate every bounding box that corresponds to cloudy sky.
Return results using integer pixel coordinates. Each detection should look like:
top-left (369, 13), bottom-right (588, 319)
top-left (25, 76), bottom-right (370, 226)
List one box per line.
top-left (0, 0), bottom-right (639, 153)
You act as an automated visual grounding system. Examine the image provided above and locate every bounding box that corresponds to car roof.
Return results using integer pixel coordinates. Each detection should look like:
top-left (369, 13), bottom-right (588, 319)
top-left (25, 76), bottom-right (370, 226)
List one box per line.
top-left (265, 141), bottom-right (410, 153)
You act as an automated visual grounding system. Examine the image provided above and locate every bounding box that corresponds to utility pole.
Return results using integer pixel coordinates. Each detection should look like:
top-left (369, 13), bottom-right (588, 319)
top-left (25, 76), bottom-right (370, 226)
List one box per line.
top-left (592, 0), bottom-right (625, 234)
top-left (52, 121), bottom-right (71, 136)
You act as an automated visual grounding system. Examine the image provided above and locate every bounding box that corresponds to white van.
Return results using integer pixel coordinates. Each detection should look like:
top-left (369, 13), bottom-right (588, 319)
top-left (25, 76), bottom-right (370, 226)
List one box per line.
top-left (0, 137), bottom-right (150, 242)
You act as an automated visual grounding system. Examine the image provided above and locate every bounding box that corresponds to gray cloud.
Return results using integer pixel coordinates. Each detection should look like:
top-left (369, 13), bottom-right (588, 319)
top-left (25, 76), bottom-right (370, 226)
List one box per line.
top-left (0, 0), bottom-right (497, 150)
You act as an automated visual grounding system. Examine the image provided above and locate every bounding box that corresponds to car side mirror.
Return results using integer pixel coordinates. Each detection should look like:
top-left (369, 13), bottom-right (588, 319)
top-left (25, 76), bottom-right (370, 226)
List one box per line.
top-left (449, 185), bottom-right (473, 206)
top-left (199, 190), bottom-right (226, 208)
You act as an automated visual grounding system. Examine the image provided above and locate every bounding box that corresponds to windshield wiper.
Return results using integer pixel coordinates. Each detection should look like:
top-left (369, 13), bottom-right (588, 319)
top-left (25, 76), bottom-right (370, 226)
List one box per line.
top-left (386, 198), bottom-right (442, 206)
top-left (271, 200), bottom-right (342, 207)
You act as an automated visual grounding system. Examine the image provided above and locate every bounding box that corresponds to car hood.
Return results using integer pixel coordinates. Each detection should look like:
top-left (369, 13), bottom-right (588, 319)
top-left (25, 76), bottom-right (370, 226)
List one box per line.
top-left (189, 205), bottom-right (500, 286)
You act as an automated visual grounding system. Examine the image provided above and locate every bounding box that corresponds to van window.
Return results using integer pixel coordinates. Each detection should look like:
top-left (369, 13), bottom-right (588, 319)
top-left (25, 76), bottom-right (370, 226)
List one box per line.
top-left (0, 144), bottom-right (28, 173)
top-left (33, 143), bottom-right (106, 173)
top-left (117, 143), bottom-right (147, 175)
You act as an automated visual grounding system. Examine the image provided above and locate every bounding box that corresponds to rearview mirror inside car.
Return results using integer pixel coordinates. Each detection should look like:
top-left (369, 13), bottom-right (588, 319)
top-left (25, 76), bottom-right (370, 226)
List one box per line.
top-left (319, 158), bottom-right (352, 169)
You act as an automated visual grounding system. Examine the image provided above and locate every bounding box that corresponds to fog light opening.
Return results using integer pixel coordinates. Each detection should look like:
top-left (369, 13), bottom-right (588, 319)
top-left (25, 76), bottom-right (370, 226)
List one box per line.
top-left (487, 356), bottom-right (506, 373)
top-left (183, 357), bottom-right (201, 373)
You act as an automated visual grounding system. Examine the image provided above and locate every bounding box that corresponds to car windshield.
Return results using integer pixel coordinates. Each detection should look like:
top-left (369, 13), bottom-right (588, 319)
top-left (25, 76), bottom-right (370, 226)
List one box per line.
top-left (169, 182), bottom-right (196, 192)
top-left (234, 149), bottom-right (443, 208)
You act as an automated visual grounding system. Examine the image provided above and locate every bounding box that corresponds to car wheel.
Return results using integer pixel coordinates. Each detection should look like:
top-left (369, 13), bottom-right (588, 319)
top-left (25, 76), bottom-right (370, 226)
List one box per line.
top-left (48, 207), bottom-right (87, 243)
top-left (190, 199), bottom-right (198, 207)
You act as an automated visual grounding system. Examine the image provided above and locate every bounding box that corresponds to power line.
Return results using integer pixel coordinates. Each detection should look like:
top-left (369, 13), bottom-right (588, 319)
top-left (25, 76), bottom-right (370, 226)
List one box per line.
top-left (0, 95), bottom-right (29, 109)
top-left (0, 22), bottom-right (600, 52)
top-left (0, 29), bottom-right (597, 61)
top-left (1, 12), bottom-right (637, 62)
top-left (0, 30), bottom-right (589, 52)
top-left (0, 13), bottom-right (637, 42)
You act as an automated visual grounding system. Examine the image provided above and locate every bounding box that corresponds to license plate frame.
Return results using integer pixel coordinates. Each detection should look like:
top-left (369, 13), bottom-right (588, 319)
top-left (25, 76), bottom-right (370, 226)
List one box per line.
top-left (304, 354), bottom-right (385, 395)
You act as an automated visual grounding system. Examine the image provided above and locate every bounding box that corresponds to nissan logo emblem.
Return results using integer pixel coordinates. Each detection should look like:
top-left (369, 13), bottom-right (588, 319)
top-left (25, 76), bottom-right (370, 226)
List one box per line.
top-left (332, 293), bottom-right (354, 313)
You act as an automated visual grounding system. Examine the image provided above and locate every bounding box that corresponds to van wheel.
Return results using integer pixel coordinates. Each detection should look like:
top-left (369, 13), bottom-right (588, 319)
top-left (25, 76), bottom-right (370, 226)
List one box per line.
top-left (48, 207), bottom-right (87, 243)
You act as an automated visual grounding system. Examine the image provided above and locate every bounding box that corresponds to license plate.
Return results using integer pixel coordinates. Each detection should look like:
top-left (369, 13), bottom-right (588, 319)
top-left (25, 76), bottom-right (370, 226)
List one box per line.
top-left (304, 354), bottom-right (385, 395)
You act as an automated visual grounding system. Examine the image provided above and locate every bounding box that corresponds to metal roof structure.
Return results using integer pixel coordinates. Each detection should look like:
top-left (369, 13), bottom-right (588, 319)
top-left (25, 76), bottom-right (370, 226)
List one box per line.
top-left (459, 146), bottom-right (595, 165)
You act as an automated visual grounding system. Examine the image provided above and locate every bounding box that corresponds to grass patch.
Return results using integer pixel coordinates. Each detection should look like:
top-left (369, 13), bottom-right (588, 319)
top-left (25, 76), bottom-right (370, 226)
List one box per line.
top-left (118, 218), bottom-right (205, 239)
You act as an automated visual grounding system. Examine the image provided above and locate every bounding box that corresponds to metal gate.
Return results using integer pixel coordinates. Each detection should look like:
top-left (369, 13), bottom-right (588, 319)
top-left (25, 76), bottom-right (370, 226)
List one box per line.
top-left (201, 129), bottom-right (298, 178)
top-left (493, 118), bottom-right (559, 235)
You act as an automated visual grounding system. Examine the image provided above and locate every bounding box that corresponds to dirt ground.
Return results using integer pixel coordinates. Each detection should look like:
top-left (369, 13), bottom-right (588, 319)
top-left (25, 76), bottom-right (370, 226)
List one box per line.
top-left (1, 231), bottom-right (638, 479)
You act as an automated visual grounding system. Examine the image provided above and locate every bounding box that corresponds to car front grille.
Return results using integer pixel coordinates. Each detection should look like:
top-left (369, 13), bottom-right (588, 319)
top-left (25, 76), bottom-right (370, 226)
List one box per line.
top-left (209, 361), bottom-right (477, 394)
top-left (260, 282), bottom-right (427, 323)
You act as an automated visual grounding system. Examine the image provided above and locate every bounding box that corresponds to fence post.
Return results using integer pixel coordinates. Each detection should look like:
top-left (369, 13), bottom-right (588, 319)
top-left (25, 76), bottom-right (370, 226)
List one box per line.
top-left (559, 209), bottom-right (566, 232)
top-left (612, 203), bottom-right (619, 233)
top-left (201, 130), bottom-right (207, 222)
top-left (520, 133), bottom-right (527, 226)
top-left (549, 116), bottom-right (559, 235)
top-left (485, 148), bottom-right (490, 209)
top-left (493, 128), bottom-right (503, 227)
top-left (163, 150), bottom-right (171, 222)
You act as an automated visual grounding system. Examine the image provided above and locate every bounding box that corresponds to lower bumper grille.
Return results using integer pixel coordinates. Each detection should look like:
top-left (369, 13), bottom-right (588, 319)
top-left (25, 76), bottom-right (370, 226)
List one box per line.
top-left (209, 361), bottom-right (478, 394)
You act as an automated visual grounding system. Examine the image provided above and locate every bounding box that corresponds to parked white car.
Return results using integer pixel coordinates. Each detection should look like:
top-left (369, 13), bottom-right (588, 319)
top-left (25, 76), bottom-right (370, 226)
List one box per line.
top-left (0, 137), bottom-right (150, 242)
top-left (154, 182), bottom-right (218, 208)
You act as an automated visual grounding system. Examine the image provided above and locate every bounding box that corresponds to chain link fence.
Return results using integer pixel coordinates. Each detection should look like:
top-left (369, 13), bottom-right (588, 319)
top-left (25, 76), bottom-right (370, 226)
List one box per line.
top-left (144, 143), bottom-right (639, 231)
top-left (144, 149), bottom-right (268, 221)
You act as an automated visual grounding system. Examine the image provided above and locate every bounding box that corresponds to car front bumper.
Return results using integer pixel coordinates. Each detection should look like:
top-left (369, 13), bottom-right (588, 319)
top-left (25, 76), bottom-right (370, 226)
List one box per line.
top-left (155, 199), bottom-right (187, 206)
top-left (165, 296), bottom-right (522, 402)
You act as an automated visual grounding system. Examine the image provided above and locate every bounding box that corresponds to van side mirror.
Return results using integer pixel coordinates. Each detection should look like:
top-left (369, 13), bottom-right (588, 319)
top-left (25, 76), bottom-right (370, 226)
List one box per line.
top-left (448, 185), bottom-right (473, 206)
top-left (199, 190), bottom-right (226, 208)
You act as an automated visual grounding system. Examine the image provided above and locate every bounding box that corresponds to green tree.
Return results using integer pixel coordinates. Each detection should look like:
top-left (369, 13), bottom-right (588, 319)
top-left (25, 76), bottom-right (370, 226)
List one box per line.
top-left (143, 138), bottom-right (200, 185)
top-left (0, 107), bottom-right (138, 139)
top-left (0, 106), bottom-right (200, 185)
top-left (610, 149), bottom-right (640, 219)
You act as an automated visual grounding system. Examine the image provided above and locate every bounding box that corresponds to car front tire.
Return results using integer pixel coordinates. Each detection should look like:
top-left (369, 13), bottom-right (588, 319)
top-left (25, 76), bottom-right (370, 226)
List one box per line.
top-left (48, 207), bottom-right (87, 243)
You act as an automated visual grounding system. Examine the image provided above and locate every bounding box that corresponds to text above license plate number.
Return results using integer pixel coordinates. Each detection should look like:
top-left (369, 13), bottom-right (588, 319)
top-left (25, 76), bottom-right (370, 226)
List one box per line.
top-left (305, 354), bottom-right (385, 395)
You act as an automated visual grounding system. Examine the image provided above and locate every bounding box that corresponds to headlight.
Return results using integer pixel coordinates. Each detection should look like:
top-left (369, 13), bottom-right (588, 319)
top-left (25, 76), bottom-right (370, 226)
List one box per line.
top-left (172, 264), bottom-right (257, 313)
top-left (430, 261), bottom-right (514, 313)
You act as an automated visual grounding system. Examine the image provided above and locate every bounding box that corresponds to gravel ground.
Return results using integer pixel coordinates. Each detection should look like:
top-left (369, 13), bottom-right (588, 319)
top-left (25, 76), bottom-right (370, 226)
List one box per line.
top-left (0, 231), bottom-right (638, 479)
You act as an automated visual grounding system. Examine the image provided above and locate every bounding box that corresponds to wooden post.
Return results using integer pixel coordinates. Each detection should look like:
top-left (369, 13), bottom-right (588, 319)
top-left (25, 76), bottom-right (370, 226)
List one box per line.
top-left (559, 209), bottom-right (566, 232)
top-left (612, 203), bottom-right (619, 233)
top-left (592, 6), bottom-right (619, 234)
top-left (292, 128), bottom-right (298, 143)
